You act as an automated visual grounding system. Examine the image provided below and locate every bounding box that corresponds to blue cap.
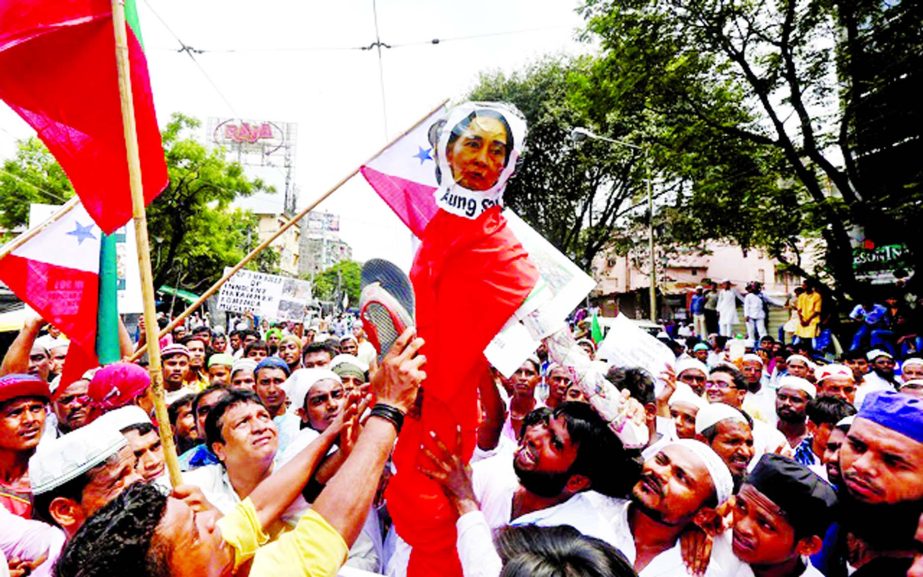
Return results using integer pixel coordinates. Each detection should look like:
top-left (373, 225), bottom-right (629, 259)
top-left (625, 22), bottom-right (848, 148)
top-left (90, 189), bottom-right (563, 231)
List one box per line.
top-left (254, 356), bottom-right (291, 377)
top-left (858, 390), bottom-right (923, 444)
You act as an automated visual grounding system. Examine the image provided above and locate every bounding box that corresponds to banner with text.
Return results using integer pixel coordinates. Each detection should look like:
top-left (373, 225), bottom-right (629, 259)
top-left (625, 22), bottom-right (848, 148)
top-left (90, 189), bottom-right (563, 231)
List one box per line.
top-left (217, 268), bottom-right (312, 322)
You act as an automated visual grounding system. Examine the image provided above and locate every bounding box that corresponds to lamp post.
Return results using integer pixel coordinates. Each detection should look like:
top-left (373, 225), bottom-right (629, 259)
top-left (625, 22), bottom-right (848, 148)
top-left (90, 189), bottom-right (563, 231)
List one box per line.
top-left (571, 127), bottom-right (656, 322)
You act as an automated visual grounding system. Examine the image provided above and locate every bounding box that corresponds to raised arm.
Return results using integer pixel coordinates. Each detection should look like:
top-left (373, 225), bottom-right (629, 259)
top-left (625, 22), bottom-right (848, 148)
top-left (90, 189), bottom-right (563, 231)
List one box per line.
top-left (0, 315), bottom-right (45, 376)
top-left (313, 328), bottom-right (426, 547)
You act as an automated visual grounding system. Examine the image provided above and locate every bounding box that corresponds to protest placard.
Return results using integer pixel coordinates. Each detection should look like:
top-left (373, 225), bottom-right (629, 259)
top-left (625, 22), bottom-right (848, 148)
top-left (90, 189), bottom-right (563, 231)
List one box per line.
top-left (484, 210), bottom-right (597, 377)
top-left (596, 313), bottom-right (676, 394)
top-left (217, 267), bottom-right (312, 322)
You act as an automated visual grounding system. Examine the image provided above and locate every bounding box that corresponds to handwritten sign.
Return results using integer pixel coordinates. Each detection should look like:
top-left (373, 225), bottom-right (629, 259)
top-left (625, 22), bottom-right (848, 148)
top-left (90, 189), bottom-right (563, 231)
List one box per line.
top-left (217, 268), bottom-right (312, 322)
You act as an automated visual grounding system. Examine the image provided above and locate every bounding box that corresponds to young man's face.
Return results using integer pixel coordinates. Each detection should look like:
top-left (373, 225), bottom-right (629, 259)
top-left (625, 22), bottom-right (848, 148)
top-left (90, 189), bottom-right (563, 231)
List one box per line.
top-left (302, 350), bottom-right (332, 369)
top-left (706, 372), bottom-right (744, 406)
top-left (186, 340), bottom-right (206, 370)
top-left (212, 402), bottom-right (278, 470)
top-left (53, 379), bottom-right (91, 432)
top-left (632, 444), bottom-right (714, 525)
top-left (822, 427), bottom-right (847, 485)
top-left (670, 404), bottom-right (699, 439)
top-left (339, 339), bottom-right (358, 356)
top-left (122, 428), bottom-right (164, 483)
top-left (230, 369), bottom-right (255, 390)
top-left (172, 402), bottom-right (198, 445)
top-left (195, 390), bottom-right (227, 439)
top-left (678, 369), bottom-right (707, 396)
top-left (208, 365), bottom-right (231, 386)
top-left (28, 348), bottom-right (51, 380)
top-left (278, 341), bottom-right (301, 366)
top-left (839, 417), bottom-right (923, 504)
top-left (156, 497), bottom-right (231, 577)
top-left (78, 444), bottom-right (143, 519)
top-left (0, 397), bottom-right (46, 452)
top-left (872, 356), bottom-right (896, 378)
top-left (775, 387), bottom-right (810, 424)
top-left (819, 377), bottom-right (856, 404)
top-left (254, 368), bottom-right (287, 416)
top-left (510, 362), bottom-right (540, 400)
top-left (844, 358), bottom-right (869, 380)
top-left (786, 360), bottom-right (809, 379)
top-left (513, 415), bottom-right (580, 483)
top-left (731, 484), bottom-right (798, 565)
top-left (546, 367), bottom-right (572, 405)
top-left (246, 348), bottom-right (268, 363)
top-left (741, 361), bottom-right (762, 385)
top-left (707, 420), bottom-right (754, 481)
top-left (162, 355), bottom-right (189, 389)
top-left (300, 379), bottom-right (345, 432)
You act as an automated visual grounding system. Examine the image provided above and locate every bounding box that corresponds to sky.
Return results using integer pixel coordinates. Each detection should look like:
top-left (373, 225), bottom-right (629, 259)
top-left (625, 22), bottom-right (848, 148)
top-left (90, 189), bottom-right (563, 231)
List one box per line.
top-left (0, 1), bottom-right (591, 271)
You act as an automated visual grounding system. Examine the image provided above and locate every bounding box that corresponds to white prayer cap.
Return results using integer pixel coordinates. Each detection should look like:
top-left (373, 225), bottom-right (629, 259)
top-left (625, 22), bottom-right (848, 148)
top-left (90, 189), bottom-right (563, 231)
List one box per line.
top-left (93, 405), bottom-right (152, 434)
top-left (330, 353), bottom-right (369, 374)
top-left (741, 353), bottom-right (763, 366)
top-left (835, 415), bottom-right (856, 429)
top-left (30, 421), bottom-right (126, 495)
top-left (695, 402), bottom-right (748, 434)
top-left (665, 439), bottom-right (734, 505)
top-left (669, 384), bottom-right (708, 412)
top-left (777, 375), bottom-right (817, 398)
top-left (676, 358), bottom-right (709, 377)
top-left (902, 358), bottom-right (923, 369)
top-left (815, 363), bottom-right (853, 383)
top-left (284, 368), bottom-right (342, 417)
top-left (866, 349), bottom-right (893, 361)
top-left (786, 354), bottom-right (812, 367)
top-left (232, 358), bottom-right (258, 375)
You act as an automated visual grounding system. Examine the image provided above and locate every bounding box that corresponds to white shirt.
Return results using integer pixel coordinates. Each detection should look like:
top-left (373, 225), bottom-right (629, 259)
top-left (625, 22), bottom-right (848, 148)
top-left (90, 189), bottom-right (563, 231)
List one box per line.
top-left (606, 500), bottom-right (742, 577)
top-left (743, 294), bottom-right (765, 320)
top-left (855, 372), bottom-right (896, 409)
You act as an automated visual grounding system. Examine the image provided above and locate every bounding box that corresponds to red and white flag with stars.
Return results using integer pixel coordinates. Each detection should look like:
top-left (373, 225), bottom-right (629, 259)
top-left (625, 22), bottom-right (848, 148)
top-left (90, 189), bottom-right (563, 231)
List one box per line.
top-left (360, 108), bottom-right (444, 238)
top-left (0, 202), bottom-right (102, 386)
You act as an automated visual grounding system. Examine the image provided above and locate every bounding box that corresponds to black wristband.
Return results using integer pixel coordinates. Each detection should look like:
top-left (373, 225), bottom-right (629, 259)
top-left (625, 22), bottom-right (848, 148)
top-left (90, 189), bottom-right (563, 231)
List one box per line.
top-left (370, 403), bottom-right (405, 433)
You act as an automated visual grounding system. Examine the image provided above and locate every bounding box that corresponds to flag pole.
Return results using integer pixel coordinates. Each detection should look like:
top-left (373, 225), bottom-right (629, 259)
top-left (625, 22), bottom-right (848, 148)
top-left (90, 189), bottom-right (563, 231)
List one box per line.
top-left (111, 0), bottom-right (181, 486)
top-left (127, 98), bottom-right (449, 361)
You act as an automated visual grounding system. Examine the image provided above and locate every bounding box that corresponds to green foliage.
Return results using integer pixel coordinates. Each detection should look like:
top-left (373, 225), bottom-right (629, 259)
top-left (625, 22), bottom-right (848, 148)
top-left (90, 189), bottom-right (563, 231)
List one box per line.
top-left (0, 138), bottom-right (74, 235)
top-left (0, 114), bottom-right (278, 291)
top-left (579, 0), bottom-right (923, 299)
top-left (309, 260), bottom-right (361, 306)
top-left (147, 113), bottom-right (276, 289)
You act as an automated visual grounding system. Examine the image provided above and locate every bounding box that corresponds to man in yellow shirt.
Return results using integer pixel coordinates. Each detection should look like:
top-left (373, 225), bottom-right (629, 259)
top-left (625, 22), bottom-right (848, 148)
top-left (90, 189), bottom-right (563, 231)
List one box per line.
top-left (795, 279), bottom-right (823, 341)
top-left (55, 330), bottom-right (427, 577)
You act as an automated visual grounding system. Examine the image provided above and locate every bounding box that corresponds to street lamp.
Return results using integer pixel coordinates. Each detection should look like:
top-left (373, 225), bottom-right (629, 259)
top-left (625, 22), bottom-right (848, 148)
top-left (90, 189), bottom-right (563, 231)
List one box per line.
top-left (570, 127), bottom-right (657, 322)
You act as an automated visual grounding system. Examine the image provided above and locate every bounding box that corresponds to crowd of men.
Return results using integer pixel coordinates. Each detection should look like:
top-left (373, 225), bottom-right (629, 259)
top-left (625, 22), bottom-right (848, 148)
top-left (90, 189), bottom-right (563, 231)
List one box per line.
top-left (0, 304), bottom-right (921, 577)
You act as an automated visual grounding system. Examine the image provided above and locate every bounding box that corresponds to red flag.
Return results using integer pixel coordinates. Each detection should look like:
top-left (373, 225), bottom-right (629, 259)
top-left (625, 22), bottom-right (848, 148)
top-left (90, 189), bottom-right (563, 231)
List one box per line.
top-left (0, 0), bottom-right (168, 234)
top-left (360, 108), bottom-right (443, 238)
top-left (0, 203), bottom-right (102, 388)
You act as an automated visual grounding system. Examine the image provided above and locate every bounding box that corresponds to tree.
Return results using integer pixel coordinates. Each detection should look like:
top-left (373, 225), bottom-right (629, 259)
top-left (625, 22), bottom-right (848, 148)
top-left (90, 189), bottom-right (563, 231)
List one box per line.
top-left (0, 114), bottom-right (279, 291)
top-left (309, 260), bottom-right (361, 307)
top-left (148, 114), bottom-right (279, 289)
top-left (581, 0), bottom-right (923, 299)
top-left (0, 138), bottom-right (75, 234)
top-left (466, 56), bottom-right (653, 271)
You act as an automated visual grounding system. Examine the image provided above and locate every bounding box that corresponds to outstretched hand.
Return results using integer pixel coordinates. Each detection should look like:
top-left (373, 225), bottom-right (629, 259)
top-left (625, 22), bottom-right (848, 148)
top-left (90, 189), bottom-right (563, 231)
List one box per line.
top-left (370, 328), bottom-right (426, 414)
top-left (418, 425), bottom-right (479, 516)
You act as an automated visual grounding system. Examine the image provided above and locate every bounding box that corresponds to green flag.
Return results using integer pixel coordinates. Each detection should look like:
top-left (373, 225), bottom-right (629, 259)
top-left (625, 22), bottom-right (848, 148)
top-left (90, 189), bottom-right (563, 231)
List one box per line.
top-left (591, 313), bottom-right (604, 344)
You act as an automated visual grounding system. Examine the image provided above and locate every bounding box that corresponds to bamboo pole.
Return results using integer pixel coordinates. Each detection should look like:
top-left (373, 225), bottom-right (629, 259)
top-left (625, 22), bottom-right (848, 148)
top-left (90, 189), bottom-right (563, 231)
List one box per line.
top-left (128, 98), bottom-right (449, 361)
top-left (0, 197), bottom-right (80, 261)
top-left (111, 0), bottom-right (182, 487)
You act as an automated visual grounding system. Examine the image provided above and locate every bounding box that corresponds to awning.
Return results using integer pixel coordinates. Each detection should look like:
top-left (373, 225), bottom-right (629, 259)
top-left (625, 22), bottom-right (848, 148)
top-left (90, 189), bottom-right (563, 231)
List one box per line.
top-left (158, 285), bottom-right (200, 304)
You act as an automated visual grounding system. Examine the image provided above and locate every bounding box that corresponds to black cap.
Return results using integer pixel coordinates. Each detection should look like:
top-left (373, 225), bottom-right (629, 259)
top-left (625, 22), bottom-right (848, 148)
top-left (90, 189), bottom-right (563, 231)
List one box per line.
top-left (744, 453), bottom-right (837, 537)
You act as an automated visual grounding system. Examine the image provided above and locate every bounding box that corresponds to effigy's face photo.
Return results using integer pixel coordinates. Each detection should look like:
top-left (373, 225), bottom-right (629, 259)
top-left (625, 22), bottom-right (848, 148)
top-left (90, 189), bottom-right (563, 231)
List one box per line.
top-left (445, 113), bottom-right (510, 191)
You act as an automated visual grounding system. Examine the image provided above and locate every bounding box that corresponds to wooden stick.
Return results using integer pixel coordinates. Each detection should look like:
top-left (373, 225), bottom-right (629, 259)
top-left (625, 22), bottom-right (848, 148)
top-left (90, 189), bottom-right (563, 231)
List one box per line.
top-left (112, 0), bottom-right (182, 487)
top-left (0, 197), bottom-right (81, 261)
top-left (128, 98), bottom-right (449, 361)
